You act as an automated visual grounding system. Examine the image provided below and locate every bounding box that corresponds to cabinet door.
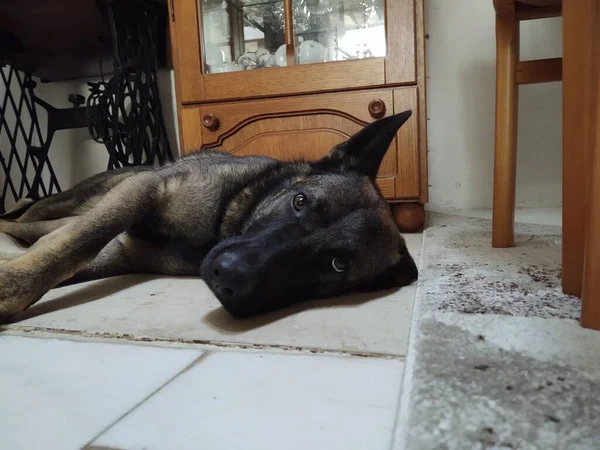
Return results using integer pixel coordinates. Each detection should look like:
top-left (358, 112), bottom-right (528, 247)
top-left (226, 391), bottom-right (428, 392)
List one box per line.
top-left (179, 88), bottom-right (420, 199)
top-left (169, 0), bottom-right (416, 104)
top-left (394, 87), bottom-right (420, 199)
top-left (181, 88), bottom-right (419, 199)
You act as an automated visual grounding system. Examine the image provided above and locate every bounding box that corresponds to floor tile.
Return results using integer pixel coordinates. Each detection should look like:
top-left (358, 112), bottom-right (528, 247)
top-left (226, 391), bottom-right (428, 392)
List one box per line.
top-left (92, 351), bottom-right (404, 450)
top-left (0, 335), bottom-right (202, 450)
top-left (7, 234), bottom-right (422, 356)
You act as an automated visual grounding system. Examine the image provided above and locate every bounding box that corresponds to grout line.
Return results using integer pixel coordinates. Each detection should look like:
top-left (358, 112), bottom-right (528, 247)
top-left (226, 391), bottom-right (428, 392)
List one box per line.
top-left (81, 352), bottom-right (210, 449)
top-left (1, 326), bottom-right (406, 360)
top-left (388, 227), bottom-right (428, 450)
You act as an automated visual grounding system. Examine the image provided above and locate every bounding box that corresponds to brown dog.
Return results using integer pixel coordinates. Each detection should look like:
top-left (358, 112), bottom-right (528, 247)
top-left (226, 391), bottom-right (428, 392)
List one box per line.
top-left (0, 111), bottom-right (418, 321)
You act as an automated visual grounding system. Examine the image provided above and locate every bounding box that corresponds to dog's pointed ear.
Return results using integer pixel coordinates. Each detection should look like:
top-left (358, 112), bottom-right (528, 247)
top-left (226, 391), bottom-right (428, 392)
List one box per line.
top-left (317, 110), bottom-right (412, 177)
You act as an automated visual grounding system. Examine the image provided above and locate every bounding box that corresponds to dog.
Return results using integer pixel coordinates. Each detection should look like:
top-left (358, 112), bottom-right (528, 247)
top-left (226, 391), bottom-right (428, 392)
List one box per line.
top-left (0, 111), bottom-right (418, 322)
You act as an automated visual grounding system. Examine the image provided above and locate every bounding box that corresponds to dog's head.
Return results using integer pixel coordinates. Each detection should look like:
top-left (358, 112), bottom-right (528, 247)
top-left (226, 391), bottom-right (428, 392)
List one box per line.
top-left (202, 111), bottom-right (418, 318)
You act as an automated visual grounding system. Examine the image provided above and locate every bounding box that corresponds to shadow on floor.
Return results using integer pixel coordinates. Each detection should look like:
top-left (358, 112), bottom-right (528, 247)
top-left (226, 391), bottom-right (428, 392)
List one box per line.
top-left (10, 275), bottom-right (152, 323)
top-left (202, 287), bottom-right (402, 333)
top-left (5, 273), bottom-right (406, 335)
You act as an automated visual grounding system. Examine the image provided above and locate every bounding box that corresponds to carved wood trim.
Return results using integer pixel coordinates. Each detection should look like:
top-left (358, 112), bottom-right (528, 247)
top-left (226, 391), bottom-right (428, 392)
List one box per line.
top-left (200, 109), bottom-right (370, 149)
top-left (215, 128), bottom-right (351, 154)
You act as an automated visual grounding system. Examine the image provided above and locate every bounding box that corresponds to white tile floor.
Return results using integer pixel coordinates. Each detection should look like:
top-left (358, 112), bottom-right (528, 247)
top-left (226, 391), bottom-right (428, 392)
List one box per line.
top-left (92, 352), bottom-right (404, 450)
top-left (0, 231), bottom-right (422, 450)
top-left (0, 335), bottom-right (202, 450)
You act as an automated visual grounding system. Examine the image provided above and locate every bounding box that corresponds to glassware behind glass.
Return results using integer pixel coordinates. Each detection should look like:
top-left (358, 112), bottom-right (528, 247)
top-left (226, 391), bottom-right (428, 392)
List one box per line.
top-left (292, 0), bottom-right (386, 65)
top-left (201, 0), bottom-right (286, 73)
top-left (200, 0), bottom-right (386, 72)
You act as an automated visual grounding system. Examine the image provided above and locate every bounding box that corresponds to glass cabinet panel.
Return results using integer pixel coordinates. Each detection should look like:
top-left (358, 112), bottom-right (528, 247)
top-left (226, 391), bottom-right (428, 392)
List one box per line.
top-left (292, 0), bottom-right (386, 65)
top-left (200, 0), bottom-right (386, 73)
top-left (201, 0), bottom-right (286, 73)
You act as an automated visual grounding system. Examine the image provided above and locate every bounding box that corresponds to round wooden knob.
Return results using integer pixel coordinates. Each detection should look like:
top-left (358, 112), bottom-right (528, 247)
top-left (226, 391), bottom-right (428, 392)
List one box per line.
top-left (391, 203), bottom-right (426, 233)
top-left (368, 99), bottom-right (386, 119)
top-left (202, 113), bottom-right (220, 131)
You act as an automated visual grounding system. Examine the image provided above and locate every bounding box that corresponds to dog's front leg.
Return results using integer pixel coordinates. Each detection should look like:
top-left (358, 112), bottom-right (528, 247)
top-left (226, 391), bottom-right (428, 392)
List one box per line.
top-left (0, 217), bottom-right (75, 244)
top-left (0, 172), bottom-right (163, 321)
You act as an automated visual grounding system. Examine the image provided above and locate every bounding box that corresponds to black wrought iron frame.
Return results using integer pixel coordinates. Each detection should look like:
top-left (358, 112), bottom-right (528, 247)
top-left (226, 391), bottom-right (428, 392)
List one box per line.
top-left (0, 67), bottom-right (63, 211)
top-left (0, 0), bottom-right (173, 214)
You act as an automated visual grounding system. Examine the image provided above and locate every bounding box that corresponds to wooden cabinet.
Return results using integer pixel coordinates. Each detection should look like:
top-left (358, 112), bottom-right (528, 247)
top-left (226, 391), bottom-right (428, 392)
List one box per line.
top-left (168, 0), bottom-right (428, 228)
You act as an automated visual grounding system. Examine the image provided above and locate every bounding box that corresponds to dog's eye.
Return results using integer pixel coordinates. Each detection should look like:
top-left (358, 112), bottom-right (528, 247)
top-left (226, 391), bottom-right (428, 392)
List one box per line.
top-left (292, 193), bottom-right (307, 211)
top-left (331, 258), bottom-right (347, 273)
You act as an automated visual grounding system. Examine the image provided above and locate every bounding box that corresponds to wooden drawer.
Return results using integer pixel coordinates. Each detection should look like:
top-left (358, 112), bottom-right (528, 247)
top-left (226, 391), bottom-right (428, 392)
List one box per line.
top-left (179, 87), bottom-right (420, 199)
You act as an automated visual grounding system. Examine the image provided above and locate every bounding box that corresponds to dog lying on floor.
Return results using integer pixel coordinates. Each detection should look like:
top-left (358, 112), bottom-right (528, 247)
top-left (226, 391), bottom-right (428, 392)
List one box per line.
top-left (0, 111), bottom-right (418, 322)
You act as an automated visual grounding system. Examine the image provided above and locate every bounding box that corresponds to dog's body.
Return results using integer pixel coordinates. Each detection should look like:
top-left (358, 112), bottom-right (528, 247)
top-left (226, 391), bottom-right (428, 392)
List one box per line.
top-left (0, 112), bottom-right (418, 321)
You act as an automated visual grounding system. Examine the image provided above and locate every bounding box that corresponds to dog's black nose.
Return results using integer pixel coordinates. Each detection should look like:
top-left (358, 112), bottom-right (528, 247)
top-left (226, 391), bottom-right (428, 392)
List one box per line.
top-left (210, 252), bottom-right (254, 299)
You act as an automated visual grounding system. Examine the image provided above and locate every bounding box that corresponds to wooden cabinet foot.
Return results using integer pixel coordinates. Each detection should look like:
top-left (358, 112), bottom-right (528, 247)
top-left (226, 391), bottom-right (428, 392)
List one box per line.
top-left (390, 203), bottom-right (426, 233)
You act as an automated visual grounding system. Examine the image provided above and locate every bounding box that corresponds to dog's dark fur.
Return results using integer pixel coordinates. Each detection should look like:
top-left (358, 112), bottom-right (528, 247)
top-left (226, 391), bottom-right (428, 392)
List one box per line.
top-left (0, 111), bottom-right (418, 321)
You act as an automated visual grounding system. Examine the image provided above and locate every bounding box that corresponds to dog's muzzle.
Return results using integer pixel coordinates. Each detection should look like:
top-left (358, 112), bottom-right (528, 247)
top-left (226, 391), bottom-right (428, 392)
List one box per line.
top-left (207, 251), bottom-right (254, 299)
top-left (202, 247), bottom-right (267, 318)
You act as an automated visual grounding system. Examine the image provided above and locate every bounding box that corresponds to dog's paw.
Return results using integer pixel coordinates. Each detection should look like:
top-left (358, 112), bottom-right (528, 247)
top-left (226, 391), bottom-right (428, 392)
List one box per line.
top-left (0, 266), bottom-right (39, 323)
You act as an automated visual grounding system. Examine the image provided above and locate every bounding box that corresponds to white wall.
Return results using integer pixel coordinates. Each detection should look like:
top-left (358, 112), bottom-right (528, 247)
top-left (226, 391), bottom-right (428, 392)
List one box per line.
top-left (425, 0), bottom-right (562, 212)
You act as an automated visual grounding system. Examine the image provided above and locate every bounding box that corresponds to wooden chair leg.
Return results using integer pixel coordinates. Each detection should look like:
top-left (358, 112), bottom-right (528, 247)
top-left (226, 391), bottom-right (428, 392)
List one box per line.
top-left (492, 10), bottom-right (519, 248)
top-left (582, 121), bottom-right (600, 330)
top-left (581, 1), bottom-right (600, 331)
top-left (562, 0), bottom-right (596, 296)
